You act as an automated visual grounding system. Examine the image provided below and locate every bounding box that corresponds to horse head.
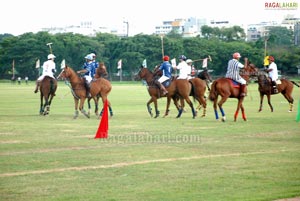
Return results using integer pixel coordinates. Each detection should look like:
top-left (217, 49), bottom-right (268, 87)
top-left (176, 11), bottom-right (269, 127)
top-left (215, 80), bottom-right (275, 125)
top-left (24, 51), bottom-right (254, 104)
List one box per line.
top-left (136, 66), bottom-right (148, 79)
top-left (240, 59), bottom-right (259, 82)
top-left (94, 62), bottom-right (108, 78)
top-left (57, 65), bottom-right (79, 82)
top-left (57, 65), bottom-right (68, 80)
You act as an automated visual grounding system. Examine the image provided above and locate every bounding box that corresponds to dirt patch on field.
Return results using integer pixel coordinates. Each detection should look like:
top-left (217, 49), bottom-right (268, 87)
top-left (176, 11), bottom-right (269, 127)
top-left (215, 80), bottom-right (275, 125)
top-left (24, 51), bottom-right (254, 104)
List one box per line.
top-left (0, 140), bottom-right (29, 144)
top-left (274, 197), bottom-right (300, 201)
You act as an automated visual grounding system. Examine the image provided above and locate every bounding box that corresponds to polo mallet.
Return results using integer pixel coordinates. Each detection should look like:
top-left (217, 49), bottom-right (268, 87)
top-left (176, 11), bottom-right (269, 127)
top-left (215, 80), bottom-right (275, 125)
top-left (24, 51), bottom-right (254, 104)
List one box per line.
top-left (193, 55), bottom-right (212, 62)
top-left (47, 42), bottom-right (53, 54)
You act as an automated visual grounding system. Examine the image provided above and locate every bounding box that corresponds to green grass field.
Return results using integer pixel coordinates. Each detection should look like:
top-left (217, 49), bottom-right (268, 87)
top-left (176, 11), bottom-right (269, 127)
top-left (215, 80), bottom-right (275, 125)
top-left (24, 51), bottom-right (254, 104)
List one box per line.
top-left (0, 80), bottom-right (300, 201)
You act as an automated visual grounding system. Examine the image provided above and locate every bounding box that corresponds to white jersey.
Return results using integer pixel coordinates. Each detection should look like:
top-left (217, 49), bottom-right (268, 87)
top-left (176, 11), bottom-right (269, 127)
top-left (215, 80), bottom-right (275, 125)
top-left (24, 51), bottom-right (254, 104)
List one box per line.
top-left (176, 61), bottom-right (190, 79)
top-left (268, 62), bottom-right (278, 81)
top-left (37, 59), bottom-right (56, 81)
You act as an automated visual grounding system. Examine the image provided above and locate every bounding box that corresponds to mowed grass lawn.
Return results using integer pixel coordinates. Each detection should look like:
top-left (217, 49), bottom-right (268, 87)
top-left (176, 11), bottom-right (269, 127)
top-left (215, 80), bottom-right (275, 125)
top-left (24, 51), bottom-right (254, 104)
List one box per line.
top-left (0, 80), bottom-right (299, 201)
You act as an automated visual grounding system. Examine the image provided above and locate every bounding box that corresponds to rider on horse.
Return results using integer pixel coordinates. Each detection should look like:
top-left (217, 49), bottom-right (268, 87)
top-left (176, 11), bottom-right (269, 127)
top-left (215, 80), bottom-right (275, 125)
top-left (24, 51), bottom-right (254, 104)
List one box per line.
top-left (34, 54), bottom-right (56, 93)
top-left (173, 55), bottom-right (190, 80)
top-left (225, 52), bottom-right (247, 97)
top-left (77, 54), bottom-right (96, 97)
top-left (186, 59), bottom-right (195, 79)
top-left (155, 55), bottom-right (172, 95)
top-left (264, 55), bottom-right (279, 94)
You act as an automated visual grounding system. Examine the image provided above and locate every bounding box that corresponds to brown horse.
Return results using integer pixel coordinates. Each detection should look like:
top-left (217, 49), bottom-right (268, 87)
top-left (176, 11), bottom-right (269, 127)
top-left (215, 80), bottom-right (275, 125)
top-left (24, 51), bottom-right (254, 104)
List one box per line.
top-left (38, 76), bottom-right (57, 115)
top-left (170, 77), bottom-right (207, 117)
top-left (57, 65), bottom-right (113, 119)
top-left (208, 58), bottom-right (258, 122)
top-left (95, 62), bottom-right (108, 79)
top-left (137, 66), bottom-right (198, 118)
top-left (250, 66), bottom-right (300, 112)
top-left (87, 62), bottom-right (110, 115)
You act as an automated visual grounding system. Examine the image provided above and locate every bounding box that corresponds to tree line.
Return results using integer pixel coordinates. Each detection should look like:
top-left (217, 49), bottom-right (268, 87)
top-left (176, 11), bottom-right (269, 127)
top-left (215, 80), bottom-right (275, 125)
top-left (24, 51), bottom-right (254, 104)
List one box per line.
top-left (0, 25), bottom-right (299, 80)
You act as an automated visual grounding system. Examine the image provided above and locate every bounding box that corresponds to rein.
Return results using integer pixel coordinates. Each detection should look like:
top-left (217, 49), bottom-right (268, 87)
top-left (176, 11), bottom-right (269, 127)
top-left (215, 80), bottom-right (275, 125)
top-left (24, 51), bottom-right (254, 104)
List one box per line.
top-left (64, 80), bottom-right (81, 100)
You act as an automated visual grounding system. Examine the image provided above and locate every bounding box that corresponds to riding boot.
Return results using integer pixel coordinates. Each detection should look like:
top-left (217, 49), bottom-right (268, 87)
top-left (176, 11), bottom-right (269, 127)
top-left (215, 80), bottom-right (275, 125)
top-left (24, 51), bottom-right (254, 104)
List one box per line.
top-left (85, 82), bottom-right (91, 98)
top-left (272, 81), bottom-right (278, 93)
top-left (160, 83), bottom-right (168, 95)
top-left (239, 84), bottom-right (247, 97)
top-left (155, 80), bottom-right (168, 95)
top-left (34, 80), bottom-right (40, 93)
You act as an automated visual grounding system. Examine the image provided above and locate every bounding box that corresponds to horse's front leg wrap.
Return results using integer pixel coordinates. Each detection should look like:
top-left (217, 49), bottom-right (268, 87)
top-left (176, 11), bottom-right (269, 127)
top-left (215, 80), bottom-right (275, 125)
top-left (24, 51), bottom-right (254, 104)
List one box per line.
top-left (214, 109), bottom-right (219, 120)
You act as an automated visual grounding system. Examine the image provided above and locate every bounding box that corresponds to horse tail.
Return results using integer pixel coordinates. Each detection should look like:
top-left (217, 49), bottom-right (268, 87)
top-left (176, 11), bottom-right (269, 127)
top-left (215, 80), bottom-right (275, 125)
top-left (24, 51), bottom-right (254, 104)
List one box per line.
top-left (208, 81), bottom-right (218, 101)
top-left (188, 80), bottom-right (197, 103)
top-left (291, 81), bottom-right (300, 87)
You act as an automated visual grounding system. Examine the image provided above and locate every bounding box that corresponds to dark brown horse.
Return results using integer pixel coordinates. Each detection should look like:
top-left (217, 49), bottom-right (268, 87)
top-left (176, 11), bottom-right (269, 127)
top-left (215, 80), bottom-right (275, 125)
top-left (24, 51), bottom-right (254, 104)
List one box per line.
top-left (250, 65), bottom-right (300, 112)
top-left (208, 58), bottom-right (258, 122)
top-left (57, 65), bottom-right (113, 119)
top-left (197, 69), bottom-right (213, 91)
top-left (137, 66), bottom-right (198, 118)
top-left (38, 76), bottom-right (57, 115)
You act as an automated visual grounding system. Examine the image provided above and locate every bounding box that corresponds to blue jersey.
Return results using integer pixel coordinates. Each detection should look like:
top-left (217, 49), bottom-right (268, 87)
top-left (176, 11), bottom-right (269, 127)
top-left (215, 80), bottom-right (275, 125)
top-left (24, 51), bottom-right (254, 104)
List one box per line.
top-left (90, 61), bottom-right (98, 78)
top-left (82, 62), bottom-right (94, 77)
top-left (159, 61), bottom-right (172, 78)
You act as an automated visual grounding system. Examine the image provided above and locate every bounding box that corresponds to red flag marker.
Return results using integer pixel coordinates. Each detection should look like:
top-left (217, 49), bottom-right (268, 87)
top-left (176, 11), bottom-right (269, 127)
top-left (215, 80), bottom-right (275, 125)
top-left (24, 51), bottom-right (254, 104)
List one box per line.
top-left (94, 99), bottom-right (109, 138)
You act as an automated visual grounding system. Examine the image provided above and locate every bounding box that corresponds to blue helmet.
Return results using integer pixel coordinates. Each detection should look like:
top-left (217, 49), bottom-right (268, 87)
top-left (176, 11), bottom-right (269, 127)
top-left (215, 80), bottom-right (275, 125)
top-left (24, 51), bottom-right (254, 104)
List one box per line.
top-left (178, 55), bottom-right (187, 61)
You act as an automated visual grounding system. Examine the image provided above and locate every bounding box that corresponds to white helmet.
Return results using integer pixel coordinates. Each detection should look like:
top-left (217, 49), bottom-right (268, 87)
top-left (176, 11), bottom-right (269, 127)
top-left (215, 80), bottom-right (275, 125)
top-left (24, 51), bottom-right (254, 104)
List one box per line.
top-left (48, 54), bottom-right (56, 59)
top-left (85, 54), bottom-right (93, 60)
top-left (186, 59), bottom-right (193, 63)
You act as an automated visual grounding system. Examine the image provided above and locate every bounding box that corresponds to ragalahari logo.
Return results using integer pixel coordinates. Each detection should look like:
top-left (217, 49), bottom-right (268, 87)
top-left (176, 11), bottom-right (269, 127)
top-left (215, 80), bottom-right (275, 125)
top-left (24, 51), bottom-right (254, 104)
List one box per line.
top-left (265, 2), bottom-right (298, 10)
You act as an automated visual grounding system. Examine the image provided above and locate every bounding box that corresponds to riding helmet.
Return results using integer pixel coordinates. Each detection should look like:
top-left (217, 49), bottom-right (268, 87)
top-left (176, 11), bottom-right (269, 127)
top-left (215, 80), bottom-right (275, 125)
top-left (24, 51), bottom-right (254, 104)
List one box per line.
top-left (178, 55), bottom-right (187, 61)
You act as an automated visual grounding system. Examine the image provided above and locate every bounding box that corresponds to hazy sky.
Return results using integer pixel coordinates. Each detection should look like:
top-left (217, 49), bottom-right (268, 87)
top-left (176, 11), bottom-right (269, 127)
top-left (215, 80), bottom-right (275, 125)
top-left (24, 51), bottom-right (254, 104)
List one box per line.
top-left (0, 0), bottom-right (299, 36)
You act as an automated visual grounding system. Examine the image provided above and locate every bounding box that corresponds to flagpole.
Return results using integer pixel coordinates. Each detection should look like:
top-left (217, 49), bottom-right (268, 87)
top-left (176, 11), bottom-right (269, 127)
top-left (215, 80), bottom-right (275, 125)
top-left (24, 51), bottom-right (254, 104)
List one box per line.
top-left (12, 59), bottom-right (15, 80)
top-left (160, 35), bottom-right (164, 59)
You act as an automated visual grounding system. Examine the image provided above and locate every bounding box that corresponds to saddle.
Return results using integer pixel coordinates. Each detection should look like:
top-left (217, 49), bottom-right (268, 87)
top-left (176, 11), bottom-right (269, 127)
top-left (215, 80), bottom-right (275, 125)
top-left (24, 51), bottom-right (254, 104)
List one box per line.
top-left (226, 78), bottom-right (240, 88)
top-left (162, 77), bottom-right (173, 88)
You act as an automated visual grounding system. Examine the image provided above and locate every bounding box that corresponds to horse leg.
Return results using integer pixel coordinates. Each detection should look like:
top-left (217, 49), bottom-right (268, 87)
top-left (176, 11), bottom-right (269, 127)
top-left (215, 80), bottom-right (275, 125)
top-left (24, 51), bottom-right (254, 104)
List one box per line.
top-left (234, 98), bottom-right (244, 122)
top-left (187, 97), bottom-right (196, 118)
top-left (218, 96), bottom-right (228, 122)
top-left (43, 95), bottom-right (49, 115)
top-left (258, 93), bottom-right (264, 112)
top-left (213, 97), bottom-right (219, 120)
top-left (199, 96), bottom-right (207, 117)
top-left (95, 96), bottom-right (100, 116)
top-left (176, 98), bottom-right (185, 118)
top-left (73, 98), bottom-right (79, 119)
top-left (87, 98), bottom-right (92, 117)
top-left (108, 100), bottom-right (113, 117)
top-left (266, 94), bottom-right (273, 112)
top-left (147, 98), bottom-right (154, 117)
top-left (99, 96), bottom-right (113, 118)
top-left (240, 103), bottom-right (247, 121)
top-left (153, 97), bottom-right (160, 118)
top-left (163, 96), bottom-right (173, 117)
top-left (79, 97), bottom-right (89, 118)
top-left (46, 94), bottom-right (55, 113)
top-left (282, 92), bottom-right (294, 112)
top-left (181, 96), bottom-right (196, 119)
top-left (40, 93), bottom-right (44, 115)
